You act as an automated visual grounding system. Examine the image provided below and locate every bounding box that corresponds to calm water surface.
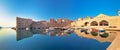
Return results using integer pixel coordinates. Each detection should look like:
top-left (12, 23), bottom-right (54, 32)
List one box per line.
top-left (0, 28), bottom-right (111, 50)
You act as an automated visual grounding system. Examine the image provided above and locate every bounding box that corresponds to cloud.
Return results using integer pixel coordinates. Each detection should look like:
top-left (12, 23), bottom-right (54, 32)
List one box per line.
top-left (0, 3), bottom-right (16, 27)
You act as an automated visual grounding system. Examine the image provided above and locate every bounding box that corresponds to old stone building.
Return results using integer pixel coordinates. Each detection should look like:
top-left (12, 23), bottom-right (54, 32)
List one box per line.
top-left (16, 17), bottom-right (73, 30)
top-left (31, 21), bottom-right (48, 29)
top-left (48, 18), bottom-right (73, 27)
top-left (16, 17), bottom-right (33, 30)
top-left (71, 10), bottom-right (120, 30)
top-left (16, 17), bottom-right (48, 30)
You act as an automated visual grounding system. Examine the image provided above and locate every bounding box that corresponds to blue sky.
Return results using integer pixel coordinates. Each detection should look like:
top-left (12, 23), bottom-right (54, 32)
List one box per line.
top-left (0, 0), bottom-right (120, 27)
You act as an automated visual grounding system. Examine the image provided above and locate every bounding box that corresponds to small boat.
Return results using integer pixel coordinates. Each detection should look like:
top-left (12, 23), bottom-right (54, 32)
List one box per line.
top-left (11, 27), bottom-right (16, 30)
top-left (45, 29), bottom-right (49, 32)
top-left (98, 28), bottom-right (105, 32)
top-left (91, 28), bottom-right (98, 32)
top-left (26, 28), bottom-right (29, 30)
top-left (80, 29), bottom-right (86, 32)
top-left (49, 27), bottom-right (55, 31)
top-left (80, 28), bottom-right (88, 32)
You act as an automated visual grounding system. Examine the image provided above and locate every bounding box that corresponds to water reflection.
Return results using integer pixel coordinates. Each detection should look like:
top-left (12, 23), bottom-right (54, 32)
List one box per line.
top-left (16, 28), bottom-right (117, 42)
top-left (74, 29), bottom-right (117, 42)
top-left (16, 30), bottom-right (33, 41)
top-left (16, 28), bottom-right (74, 41)
top-left (0, 28), bottom-right (111, 50)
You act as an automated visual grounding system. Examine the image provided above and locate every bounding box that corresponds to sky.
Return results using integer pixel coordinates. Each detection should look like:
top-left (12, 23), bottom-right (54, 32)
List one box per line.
top-left (0, 0), bottom-right (120, 27)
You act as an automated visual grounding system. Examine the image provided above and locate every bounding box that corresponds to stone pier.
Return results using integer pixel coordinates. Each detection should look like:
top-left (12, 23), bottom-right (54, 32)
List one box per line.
top-left (107, 32), bottom-right (120, 50)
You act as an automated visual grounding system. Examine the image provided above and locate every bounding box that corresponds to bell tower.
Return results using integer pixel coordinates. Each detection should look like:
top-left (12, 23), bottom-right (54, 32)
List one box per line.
top-left (118, 9), bottom-right (120, 16)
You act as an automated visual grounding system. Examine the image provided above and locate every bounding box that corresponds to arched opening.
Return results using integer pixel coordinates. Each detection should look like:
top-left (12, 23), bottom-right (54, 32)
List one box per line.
top-left (91, 21), bottom-right (98, 26)
top-left (84, 22), bottom-right (89, 26)
top-left (99, 20), bottom-right (109, 26)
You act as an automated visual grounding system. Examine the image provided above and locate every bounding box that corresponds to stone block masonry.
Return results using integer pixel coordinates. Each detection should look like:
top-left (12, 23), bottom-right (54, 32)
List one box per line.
top-left (16, 17), bottom-right (73, 30)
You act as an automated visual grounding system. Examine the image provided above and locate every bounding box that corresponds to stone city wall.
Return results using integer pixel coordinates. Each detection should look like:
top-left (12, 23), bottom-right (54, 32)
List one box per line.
top-left (16, 17), bottom-right (73, 30)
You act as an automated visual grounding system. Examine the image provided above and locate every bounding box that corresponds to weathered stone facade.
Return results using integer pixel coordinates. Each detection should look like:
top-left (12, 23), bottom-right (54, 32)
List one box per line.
top-left (16, 17), bottom-right (73, 30)
top-left (31, 21), bottom-right (48, 29)
top-left (71, 10), bottom-right (120, 29)
top-left (48, 18), bottom-right (73, 27)
top-left (16, 17), bottom-right (33, 30)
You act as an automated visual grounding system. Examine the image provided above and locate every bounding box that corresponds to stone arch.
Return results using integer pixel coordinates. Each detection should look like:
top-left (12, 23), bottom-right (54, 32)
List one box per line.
top-left (90, 21), bottom-right (98, 26)
top-left (84, 22), bottom-right (89, 26)
top-left (99, 20), bottom-right (109, 26)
